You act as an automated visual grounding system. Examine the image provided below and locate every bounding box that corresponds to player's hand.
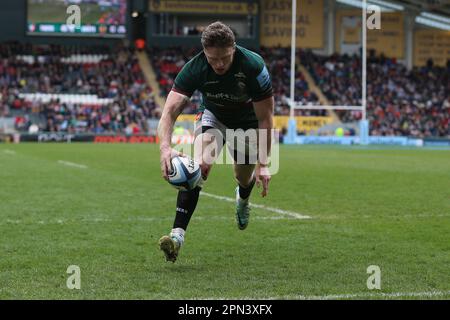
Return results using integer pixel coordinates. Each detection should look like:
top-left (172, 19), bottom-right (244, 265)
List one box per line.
top-left (255, 164), bottom-right (271, 197)
top-left (159, 146), bottom-right (183, 181)
top-left (199, 163), bottom-right (211, 181)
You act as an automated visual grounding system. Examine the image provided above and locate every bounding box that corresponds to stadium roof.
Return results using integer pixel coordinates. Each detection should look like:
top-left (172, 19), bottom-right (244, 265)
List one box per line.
top-left (337, 0), bottom-right (450, 29)
top-left (396, 0), bottom-right (450, 16)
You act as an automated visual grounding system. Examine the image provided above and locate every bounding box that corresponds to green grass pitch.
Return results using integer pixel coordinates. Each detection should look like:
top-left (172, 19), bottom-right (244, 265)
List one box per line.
top-left (0, 143), bottom-right (449, 299)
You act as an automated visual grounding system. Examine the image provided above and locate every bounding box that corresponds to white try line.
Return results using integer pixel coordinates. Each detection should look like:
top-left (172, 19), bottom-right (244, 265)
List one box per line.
top-left (209, 290), bottom-right (450, 300)
top-left (2, 215), bottom-right (300, 226)
top-left (4, 213), bottom-right (447, 227)
top-left (57, 160), bottom-right (88, 169)
top-left (200, 191), bottom-right (312, 220)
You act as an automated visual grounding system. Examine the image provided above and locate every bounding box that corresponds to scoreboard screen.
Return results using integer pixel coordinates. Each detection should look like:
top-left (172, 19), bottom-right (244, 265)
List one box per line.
top-left (27, 0), bottom-right (127, 38)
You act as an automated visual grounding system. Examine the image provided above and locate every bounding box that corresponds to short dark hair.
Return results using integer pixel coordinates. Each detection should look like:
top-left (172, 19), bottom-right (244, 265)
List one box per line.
top-left (201, 21), bottom-right (235, 49)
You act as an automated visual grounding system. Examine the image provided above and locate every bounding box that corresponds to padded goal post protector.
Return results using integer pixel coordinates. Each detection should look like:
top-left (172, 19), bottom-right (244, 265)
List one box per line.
top-left (284, 118), bottom-right (298, 144)
top-left (359, 120), bottom-right (369, 145)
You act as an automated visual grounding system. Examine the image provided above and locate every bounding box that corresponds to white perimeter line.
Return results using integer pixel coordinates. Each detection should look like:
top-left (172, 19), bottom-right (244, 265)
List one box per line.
top-left (57, 160), bottom-right (88, 169)
top-left (3, 149), bottom-right (16, 155)
top-left (200, 192), bottom-right (311, 220)
top-left (209, 290), bottom-right (450, 300)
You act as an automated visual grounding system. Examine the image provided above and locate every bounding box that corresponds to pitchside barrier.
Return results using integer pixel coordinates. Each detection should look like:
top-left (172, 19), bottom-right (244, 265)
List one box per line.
top-left (0, 133), bottom-right (160, 144)
top-left (293, 135), bottom-right (424, 147)
top-left (2, 133), bottom-right (449, 147)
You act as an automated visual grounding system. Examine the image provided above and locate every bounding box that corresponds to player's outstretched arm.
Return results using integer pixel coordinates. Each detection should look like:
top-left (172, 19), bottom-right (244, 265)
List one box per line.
top-left (157, 90), bottom-right (190, 180)
top-left (253, 96), bottom-right (274, 197)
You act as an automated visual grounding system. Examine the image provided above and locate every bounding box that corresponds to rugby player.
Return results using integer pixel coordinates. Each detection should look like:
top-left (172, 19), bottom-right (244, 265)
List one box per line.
top-left (158, 21), bottom-right (274, 262)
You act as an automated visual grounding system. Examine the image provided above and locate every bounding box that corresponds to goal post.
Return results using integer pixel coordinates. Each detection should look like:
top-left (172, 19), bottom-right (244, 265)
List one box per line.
top-left (285, 0), bottom-right (369, 145)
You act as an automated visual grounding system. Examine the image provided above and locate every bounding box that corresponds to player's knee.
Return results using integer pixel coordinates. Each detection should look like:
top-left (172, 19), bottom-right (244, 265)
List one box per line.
top-left (234, 172), bottom-right (253, 187)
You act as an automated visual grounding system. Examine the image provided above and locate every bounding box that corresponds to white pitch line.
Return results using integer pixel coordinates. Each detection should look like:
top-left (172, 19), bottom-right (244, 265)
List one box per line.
top-left (200, 191), bottom-right (311, 219)
top-left (278, 290), bottom-right (450, 300)
top-left (3, 149), bottom-right (16, 155)
top-left (208, 290), bottom-right (450, 300)
top-left (1, 215), bottom-right (298, 226)
top-left (4, 213), bottom-right (448, 226)
top-left (57, 160), bottom-right (88, 169)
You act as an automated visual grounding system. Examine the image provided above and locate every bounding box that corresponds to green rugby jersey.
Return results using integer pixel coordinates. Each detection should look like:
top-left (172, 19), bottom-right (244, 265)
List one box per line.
top-left (172, 45), bottom-right (273, 129)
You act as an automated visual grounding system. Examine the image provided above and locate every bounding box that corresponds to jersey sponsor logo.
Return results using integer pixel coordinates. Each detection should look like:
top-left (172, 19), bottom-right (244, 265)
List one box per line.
top-left (256, 66), bottom-right (271, 90)
top-left (205, 92), bottom-right (243, 102)
top-left (204, 81), bottom-right (220, 85)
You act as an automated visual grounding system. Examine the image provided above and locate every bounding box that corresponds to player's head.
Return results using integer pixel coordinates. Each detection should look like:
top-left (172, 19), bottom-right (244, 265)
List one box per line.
top-left (201, 21), bottom-right (236, 75)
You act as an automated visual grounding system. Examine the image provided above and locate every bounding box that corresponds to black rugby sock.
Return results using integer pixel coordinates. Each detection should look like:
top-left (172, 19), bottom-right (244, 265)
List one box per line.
top-left (238, 177), bottom-right (256, 200)
top-left (173, 186), bottom-right (201, 231)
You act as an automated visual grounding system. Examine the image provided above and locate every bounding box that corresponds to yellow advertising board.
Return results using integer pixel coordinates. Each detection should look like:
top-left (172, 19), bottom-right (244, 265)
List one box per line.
top-left (273, 116), bottom-right (333, 132)
top-left (260, 0), bottom-right (324, 49)
top-left (176, 114), bottom-right (332, 132)
top-left (335, 10), bottom-right (405, 59)
top-left (367, 12), bottom-right (404, 59)
top-left (148, 0), bottom-right (258, 15)
top-left (414, 29), bottom-right (450, 67)
top-left (343, 26), bottom-right (360, 44)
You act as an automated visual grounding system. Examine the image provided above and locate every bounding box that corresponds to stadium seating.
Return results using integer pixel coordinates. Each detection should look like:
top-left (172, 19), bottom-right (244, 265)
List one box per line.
top-left (1, 42), bottom-right (448, 138)
top-left (303, 51), bottom-right (449, 137)
top-left (147, 46), bottom-right (199, 114)
top-left (259, 47), bottom-right (326, 117)
top-left (0, 42), bottom-right (158, 134)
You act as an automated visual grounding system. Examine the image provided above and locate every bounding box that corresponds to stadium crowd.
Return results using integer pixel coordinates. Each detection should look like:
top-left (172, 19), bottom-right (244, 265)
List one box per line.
top-left (0, 42), bottom-right (158, 134)
top-left (148, 46), bottom-right (199, 115)
top-left (303, 50), bottom-right (449, 137)
top-left (259, 47), bottom-right (325, 117)
top-left (1, 42), bottom-right (448, 138)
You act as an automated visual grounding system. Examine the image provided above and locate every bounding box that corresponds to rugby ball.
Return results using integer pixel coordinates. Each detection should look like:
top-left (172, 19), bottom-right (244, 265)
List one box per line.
top-left (168, 156), bottom-right (201, 191)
